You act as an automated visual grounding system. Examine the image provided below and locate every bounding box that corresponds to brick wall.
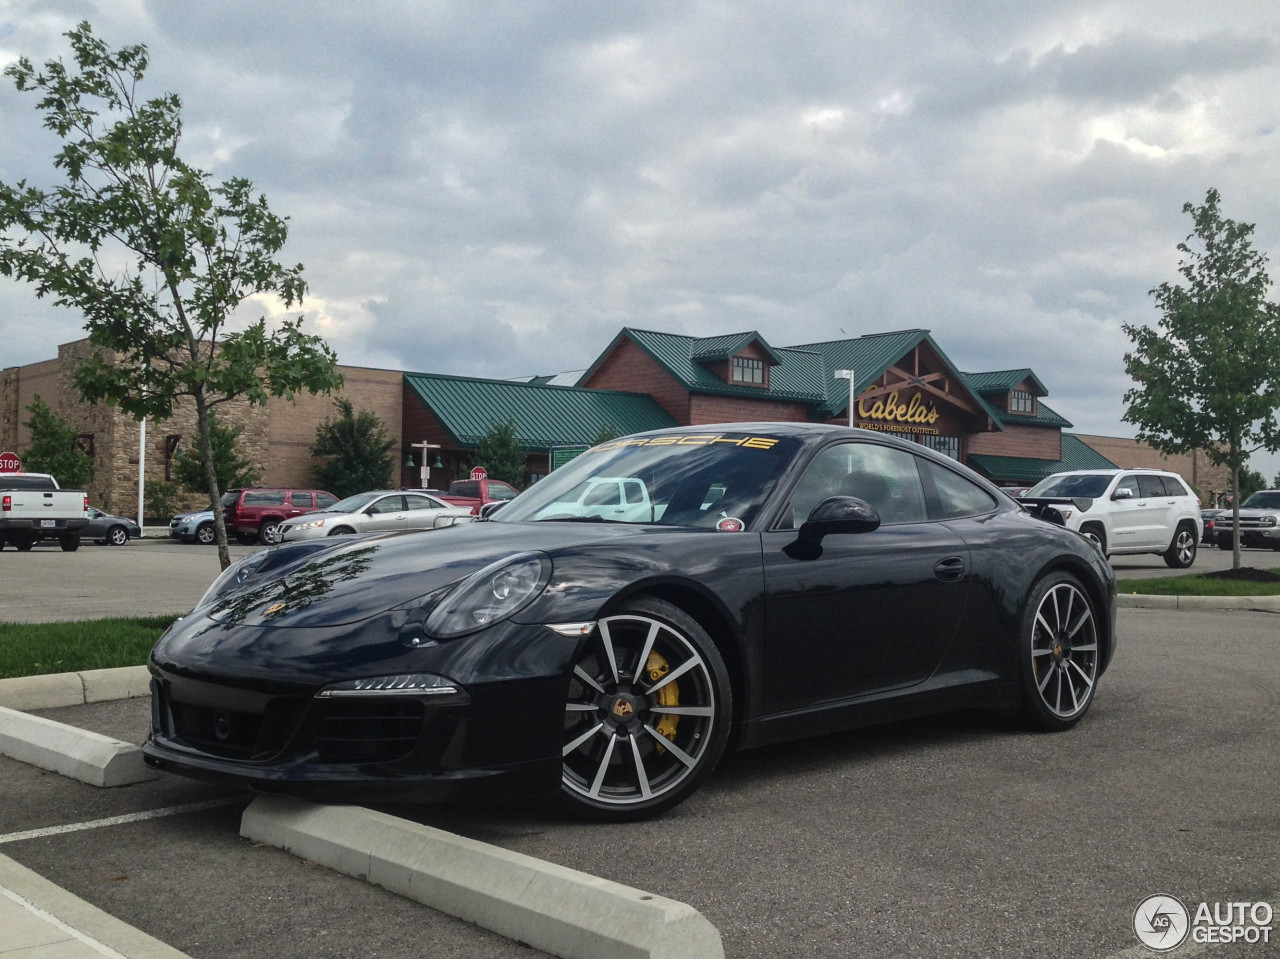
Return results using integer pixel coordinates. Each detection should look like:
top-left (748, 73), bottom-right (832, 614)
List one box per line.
top-left (582, 340), bottom-right (691, 423)
top-left (967, 424), bottom-right (1061, 460)
top-left (689, 393), bottom-right (809, 425)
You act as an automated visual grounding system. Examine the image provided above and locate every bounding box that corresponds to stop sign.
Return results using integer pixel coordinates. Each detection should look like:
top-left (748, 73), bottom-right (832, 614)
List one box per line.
top-left (0, 451), bottom-right (20, 473)
top-left (470, 466), bottom-right (488, 480)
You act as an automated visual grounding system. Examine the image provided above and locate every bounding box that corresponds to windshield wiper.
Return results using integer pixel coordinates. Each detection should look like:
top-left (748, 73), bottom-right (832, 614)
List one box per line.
top-left (533, 515), bottom-right (621, 523)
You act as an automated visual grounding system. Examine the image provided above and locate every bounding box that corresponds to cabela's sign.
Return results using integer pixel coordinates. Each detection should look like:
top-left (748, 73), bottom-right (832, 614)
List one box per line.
top-left (856, 390), bottom-right (940, 425)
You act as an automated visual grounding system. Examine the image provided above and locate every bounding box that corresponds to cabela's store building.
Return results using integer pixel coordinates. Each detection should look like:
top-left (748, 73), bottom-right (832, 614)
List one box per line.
top-left (7, 325), bottom-right (1224, 515)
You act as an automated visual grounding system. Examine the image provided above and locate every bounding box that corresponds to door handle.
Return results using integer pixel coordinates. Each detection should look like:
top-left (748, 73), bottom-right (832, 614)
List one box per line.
top-left (934, 557), bottom-right (967, 582)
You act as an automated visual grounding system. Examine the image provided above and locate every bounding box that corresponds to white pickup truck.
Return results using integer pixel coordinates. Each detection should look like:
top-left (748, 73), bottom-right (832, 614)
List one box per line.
top-left (0, 473), bottom-right (90, 551)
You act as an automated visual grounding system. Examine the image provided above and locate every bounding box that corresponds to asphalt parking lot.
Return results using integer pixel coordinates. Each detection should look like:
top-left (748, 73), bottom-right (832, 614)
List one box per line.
top-left (1, 535), bottom-right (1278, 957)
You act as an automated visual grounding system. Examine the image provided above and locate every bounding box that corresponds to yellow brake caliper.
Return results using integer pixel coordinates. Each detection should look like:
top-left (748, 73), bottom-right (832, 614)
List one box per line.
top-left (646, 650), bottom-right (679, 754)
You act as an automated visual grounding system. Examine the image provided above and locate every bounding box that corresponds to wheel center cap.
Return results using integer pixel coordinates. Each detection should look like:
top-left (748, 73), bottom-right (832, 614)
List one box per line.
top-left (610, 697), bottom-right (636, 720)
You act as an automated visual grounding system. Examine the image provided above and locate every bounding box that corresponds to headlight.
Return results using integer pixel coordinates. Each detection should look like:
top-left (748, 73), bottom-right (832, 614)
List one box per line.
top-left (292, 518), bottom-right (326, 531)
top-left (194, 550), bottom-right (273, 609)
top-left (424, 551), bottom-right (551, 639)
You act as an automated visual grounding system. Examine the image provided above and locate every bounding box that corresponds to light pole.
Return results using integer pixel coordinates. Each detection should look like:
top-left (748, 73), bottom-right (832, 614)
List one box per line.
top-left (408, 441), bottom-right (441, 489)
top-left (834, 369), bottom-right (856, 427)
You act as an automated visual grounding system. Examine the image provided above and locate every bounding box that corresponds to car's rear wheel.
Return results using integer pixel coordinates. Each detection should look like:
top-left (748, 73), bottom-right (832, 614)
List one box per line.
top-left (558, 597), bottom-right (732, 821)
top-left (258, 521), bottom-right (283, 545)
top-left (13, 534), bottom-right (34, 551)
top-left (327, 526), bottom-right (356, 536)
top-left (196, 523), bottom-right (216, 545)
top-left (235, 532), bottom-right (257, 546)
top-left (1019, 572), bottom-right (1099, 731)
top-left (1163, 524), bottom-right (1196, 568)
top-left (107, 525), bottom-right (129, 546)
top-left (59, 534), bottom-right (80, 552)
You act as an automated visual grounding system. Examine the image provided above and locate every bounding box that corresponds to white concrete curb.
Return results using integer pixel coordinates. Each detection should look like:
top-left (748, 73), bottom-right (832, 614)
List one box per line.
top-left (241, 796), bottom-right (725, 959)
top-left (0, 852), bottom-right (193, 958)
top-left (1115, 593), bottom-right (1280, 613)
top-left (0, 705), bottom-right (157, 787)
top-left (0, 664), bottom-right (151, 711)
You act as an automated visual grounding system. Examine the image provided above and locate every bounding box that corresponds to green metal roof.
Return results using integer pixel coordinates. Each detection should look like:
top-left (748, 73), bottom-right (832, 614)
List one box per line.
top-left (962, 368), bottom-right (1048, 397)
top-left (584, 328), bottom-right (828, 402)
top-left (688, 332), bottom-right (785, 366)
top-left (967, 434), bottom-right (1117, 483)
top-left (403, 372), bottom-right (677, 451)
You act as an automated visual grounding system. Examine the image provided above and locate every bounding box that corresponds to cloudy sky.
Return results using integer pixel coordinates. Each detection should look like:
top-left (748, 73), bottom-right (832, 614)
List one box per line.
top-left (3, 0), bottom-right (1280, 480)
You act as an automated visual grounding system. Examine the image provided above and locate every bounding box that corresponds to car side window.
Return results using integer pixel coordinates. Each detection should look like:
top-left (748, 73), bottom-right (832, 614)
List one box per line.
top-left (368, 495), bottom-right (403, 515)
top-left (452, 481), bottom-right (478, 498)
top-left (1114, 476), bottom-right (1140, 498)
top-left (244, 491), bottom-right (286, 506)
top-left (624, 481), bottom-right (645, 505)
top-left (920, 460), bottom-right (997, 518)
top-left (316, 492), bottom-right (338, 509)
top-left (1137, 475), bottom-right (1166, 498)
top-left (404, 495), bottom-right (434, 511)
top-left (784, 442), bottom-right (927, 528)
top-left (292, 492), bottom-right (313, 508)
top-left (490, 483), bottom-right (517, 501)
top-left (584, 484), bottom-right (620, 506)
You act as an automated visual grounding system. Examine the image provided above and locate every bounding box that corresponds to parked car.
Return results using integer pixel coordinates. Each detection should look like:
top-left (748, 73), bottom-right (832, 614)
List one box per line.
top-left (144, 422), bottom-right (1116, 822)
top-left (1213, 489), bottom-right (1280, 551)
top-left (437, 478), bottom-right (520, 515)
top-left (170, 509), bottom-right (217, 545)
top-left (529, 476), bottom-right (656, 523)
top-left (85, 507), bottom-right (141, 545)
top-left (1021, 468), bottom-right (1201, 568)
top-left (0, 472), bottom-right (88, 551)
top-left (222, 488), bottom-right (339, 545)
top-left (278, 491), bottom-right (472, 541)
top-left (1200, 508), bottom-right (1227, 545)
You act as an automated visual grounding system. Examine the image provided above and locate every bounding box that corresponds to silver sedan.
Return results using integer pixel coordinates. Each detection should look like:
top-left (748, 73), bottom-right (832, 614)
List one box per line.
top-left (278, 491), bottom-right (472, 541)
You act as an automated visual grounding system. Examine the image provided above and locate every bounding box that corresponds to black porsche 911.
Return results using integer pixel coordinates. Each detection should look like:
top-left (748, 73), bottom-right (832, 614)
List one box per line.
top-left (144, 423), bottom-right (1117, 820)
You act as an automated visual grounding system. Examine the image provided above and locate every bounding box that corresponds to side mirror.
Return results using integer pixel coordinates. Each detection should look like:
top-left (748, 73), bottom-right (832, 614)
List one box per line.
top-left (798, 496), bottom-right (881, 544)
top-left (479, 501), bottom-right (505, 519)
top-left (1112, 487), bottom-right (1134, 501)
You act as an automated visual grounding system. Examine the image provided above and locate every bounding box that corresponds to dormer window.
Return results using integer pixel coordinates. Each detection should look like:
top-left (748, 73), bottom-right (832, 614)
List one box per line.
top-left (732, 356), bottom-right (765, 385)
top-left (1010, 390), bottom-right (1033, 414)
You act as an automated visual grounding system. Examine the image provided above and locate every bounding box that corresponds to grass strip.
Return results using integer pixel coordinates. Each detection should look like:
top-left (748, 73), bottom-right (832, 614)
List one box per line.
top-left (1122, 568), bottom-right (1280, 596)
top-left (0, 616), bottom-right (178, 680)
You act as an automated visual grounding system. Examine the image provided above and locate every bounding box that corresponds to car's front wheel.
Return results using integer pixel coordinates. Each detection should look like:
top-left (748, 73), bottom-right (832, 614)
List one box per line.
top-left (558, 597), bottom-right (732, 821)
top-left (1019, 572), bottom-right (1100, 731)
top-left (1163, 524), bottom-right (1197, 568)
top-left (195, 523), bottom-right (216, 545)
top-left (258, 521), bottom-right (283, 545)
top-left (106, 525), bottom-right (129, 546)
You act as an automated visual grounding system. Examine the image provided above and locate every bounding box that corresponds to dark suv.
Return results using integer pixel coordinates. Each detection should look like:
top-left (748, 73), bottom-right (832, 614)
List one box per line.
top-left (222, 488), bottom-right (338, 545)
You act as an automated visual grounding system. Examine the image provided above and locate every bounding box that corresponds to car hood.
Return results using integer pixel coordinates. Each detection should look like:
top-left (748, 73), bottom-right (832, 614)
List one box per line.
top-left (199, 520), bottom-right (667, 629)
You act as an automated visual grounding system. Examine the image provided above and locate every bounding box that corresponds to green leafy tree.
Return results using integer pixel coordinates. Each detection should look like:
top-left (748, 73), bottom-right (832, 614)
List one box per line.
top-left (475, 418), bottom-right (526, 489)
top-left (1123, 189), bottom-right (1280, 569)
top-left (0, 23), bottom-right (342, 569)
top-left (170, 412), bottom-right (258, 500)
top-left (1238, 466), bottom-right (1267, 501)
top-left (593, 423), bottom-right (620, 445)
top-left (310, 398), bottom-right (395, 498)
top-left (21, 395), bottom-right (92, 488)
top-left (144, 480), bottom-right (178, 523)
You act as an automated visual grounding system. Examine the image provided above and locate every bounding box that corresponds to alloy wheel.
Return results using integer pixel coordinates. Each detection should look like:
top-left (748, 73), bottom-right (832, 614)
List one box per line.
top-left (1029, 581), bottom-right (1098, 721)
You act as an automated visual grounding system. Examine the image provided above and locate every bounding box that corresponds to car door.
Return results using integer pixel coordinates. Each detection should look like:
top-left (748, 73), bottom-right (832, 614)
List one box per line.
top-left (761, 441), bottom-right (970, 712)
top-left (403, 493), bottom-right (446, 530)
top-left (1138, 474), bottom-right (1178, 547)
top-left (1106, 473), bottom-right (1152, 550)
top-left (361, 494), bottom-right (407, 533)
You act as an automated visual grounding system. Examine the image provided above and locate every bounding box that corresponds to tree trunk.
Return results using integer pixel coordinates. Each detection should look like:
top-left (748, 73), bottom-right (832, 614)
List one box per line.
top-left (194, 391), bottom-right (232, 571)
top-left (1231, 463), bottom-right (1241, 571)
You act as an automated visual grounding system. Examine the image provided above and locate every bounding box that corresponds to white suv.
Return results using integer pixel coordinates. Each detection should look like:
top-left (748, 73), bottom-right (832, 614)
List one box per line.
top-left (1021, 469), bottom-right (1202, 568)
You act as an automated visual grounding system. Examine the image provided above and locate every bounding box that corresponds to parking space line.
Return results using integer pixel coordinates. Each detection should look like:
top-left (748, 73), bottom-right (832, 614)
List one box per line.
top-left (0, 797), bottom-right (242, 845)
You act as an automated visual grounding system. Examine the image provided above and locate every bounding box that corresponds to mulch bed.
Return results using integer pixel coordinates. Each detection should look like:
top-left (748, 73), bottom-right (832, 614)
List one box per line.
top-left (1201, 567), bottom-right (1280, 583)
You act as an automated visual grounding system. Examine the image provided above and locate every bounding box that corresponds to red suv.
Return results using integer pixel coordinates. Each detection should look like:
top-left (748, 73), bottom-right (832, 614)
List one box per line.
top-left (222, 488), bottom-right (338, 545)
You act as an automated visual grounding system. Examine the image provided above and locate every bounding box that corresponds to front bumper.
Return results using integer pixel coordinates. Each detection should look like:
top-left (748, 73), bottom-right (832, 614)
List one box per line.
top-left (144, 616), bottom-right (584, 804)
top-left (1215, 527), bottom-right (1280, 549)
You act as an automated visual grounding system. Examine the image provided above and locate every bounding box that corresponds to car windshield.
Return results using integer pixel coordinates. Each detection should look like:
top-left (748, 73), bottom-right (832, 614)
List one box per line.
top-left (495, 431), bottom-right (801, 529)
top-left (1242, 491), bottom-right (1280, 509)
top-left (1025, 474), bottom-right (1113, 498)
top-left (327, 492), bottom-right (382, 513)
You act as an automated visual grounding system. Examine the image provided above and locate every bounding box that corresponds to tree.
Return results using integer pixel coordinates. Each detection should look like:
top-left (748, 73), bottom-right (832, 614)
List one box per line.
top-left (0, 23), bottom-right (342, 570)
top-left (21, 395), bottom-right (93, 489)
top-left (1238, 465), bottom-right (1267, 501)
top-left (310, 398), bottom-right (395, 498)
top-left (593, 423), bottom-right (620, 445)
top-left (1123, 189), bottom-right (1280, 569)
top-left (475, 418), bottom-right (526, 489)
top-left (170, 412), bottom-right (258, 500)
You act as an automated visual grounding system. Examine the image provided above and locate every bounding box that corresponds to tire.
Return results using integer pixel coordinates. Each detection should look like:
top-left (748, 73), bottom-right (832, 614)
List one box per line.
top-left (59, 534), bottom-right (80, 552)
top-left (557, 597), bottom-right (732, 821)
top-left (327, 526), bottom-right (356, 536)
top-left (195, 523), bottom-right (216, 546)
top-left (13, 535), bottom-right (34, 551)
top-left (1162, 524), bottom-right (1197, 568)
top-left (1217, 539), bottom-right (1232, 551)
top-left (1078, 523), bottom-right (1107, 556)
top-left (106, 525), bottom-right (129, 546)
top-left (1018, 571), bottom-right (1100, 731)
top-left (258, 521), bottom-right (283, 546)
